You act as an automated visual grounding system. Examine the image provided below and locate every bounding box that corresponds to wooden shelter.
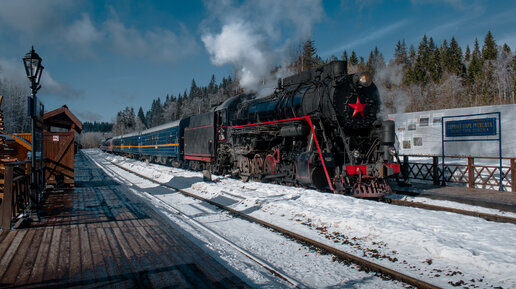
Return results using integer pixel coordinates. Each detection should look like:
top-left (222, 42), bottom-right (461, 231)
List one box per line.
top-left (43, 105), bottom-right (82, 187)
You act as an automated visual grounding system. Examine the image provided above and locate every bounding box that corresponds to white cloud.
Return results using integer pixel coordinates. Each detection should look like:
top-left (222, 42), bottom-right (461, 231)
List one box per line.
top-left (76, 110), bottom-right (103, 122)
top-left (0, 2), bottom-right (200, 63)
top-left (65, 13), bottom-right (103, 46)
top-left (0, 58), bottom-right (27, 85)
top-left (40, 70), bottom-right (84, 100)
top-left (103, 17), bottom-right (199, 63)
top-left (0, 58), bottom-right (83, 100)
top-left (0, 0), bottom-right (73, 36)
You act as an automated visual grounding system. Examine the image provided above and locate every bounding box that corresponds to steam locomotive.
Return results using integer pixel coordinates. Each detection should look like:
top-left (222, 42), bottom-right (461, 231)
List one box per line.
top-left (103, 61), bottom-right (400, 197)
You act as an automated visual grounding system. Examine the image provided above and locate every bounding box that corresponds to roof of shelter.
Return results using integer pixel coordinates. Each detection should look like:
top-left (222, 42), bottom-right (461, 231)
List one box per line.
top-left (43, 105), bottom-right (83, 133)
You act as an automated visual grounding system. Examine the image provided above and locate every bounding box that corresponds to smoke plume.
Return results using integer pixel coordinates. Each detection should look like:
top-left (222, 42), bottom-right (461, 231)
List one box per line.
top-left (201, 0), bottom-right (323, 95)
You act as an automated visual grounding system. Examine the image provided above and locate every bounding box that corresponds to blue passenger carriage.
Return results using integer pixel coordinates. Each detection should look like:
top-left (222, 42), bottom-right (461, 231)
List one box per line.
top-left (111, 135), bottom-right (123, 154)
top-left (122, 132), bottom-right (140, 155)
top-left (139, 120), bottom-right (184, 166)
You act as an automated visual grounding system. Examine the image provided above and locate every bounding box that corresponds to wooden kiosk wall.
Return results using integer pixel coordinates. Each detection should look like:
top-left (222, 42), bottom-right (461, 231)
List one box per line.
top-left (43, 131), bottom-right (75, 186)
top-left (42, 105), bottom-right (82, 187)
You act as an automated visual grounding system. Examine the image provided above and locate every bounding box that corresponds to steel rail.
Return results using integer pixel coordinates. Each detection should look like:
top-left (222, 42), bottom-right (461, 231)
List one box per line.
top-left (110, 161), bottom-right (442, 289)
top-left (386, 197), bottom-right (516, 225)
top-left (87, 156), bottom-right (301, 287)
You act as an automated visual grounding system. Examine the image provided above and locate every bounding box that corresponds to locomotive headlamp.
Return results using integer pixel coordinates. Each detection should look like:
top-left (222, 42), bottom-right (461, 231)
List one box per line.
top-left (358, 72), bottom-right (372, 87)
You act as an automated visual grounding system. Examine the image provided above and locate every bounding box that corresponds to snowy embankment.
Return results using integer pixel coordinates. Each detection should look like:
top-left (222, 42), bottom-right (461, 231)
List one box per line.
top-left (86, 149), bottom-right (516, 289)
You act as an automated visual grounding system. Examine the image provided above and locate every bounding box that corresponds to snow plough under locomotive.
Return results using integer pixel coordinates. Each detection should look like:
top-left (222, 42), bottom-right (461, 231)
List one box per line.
top-left (103, 61), bottom-right (400, 197)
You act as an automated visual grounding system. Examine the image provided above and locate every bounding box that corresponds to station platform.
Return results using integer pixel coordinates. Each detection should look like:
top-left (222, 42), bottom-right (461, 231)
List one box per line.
top-left (392, 182), bottom-right (516, 213)
top-left (0, 152), bottom-right (250, 288)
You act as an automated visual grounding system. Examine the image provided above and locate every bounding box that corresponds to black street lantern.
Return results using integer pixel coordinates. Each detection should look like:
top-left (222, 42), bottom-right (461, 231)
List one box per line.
top-left (22, 46), bottom-right (45, 222)
top-left (23, 46), bottom-right (44, 94)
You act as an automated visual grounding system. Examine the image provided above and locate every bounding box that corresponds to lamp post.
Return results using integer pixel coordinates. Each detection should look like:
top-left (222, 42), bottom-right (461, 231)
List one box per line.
top-left (23, 46), bottom-right (44, 221)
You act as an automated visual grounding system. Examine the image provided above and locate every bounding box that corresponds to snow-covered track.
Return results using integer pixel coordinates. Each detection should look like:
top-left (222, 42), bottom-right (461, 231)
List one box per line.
top-left (111, 161), bottom-right (441, 289)
top-left (386, 198), bottom-right (516, 224)
top-left (84, 156), bottom-right (301, 287)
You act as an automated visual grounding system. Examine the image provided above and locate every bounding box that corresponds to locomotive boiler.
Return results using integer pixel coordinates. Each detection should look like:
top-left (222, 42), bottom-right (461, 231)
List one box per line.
top-left (211, 60), bottom-right (400, 197)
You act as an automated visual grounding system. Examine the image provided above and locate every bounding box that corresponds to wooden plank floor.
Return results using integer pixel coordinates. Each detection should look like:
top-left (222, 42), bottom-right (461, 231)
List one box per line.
top-left (0, 152), bottom-right (250, 288)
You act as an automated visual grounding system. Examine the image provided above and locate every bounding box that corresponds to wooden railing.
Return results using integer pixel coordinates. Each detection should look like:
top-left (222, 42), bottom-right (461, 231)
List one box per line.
top-left (0, 161), bottom-right (31, 229)
top-left (400, 155), bottom-right (515, 192)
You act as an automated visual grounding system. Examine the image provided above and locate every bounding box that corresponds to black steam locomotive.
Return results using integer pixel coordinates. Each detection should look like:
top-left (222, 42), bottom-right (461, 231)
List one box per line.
top-left (105, 61), bottom-right (400, 197)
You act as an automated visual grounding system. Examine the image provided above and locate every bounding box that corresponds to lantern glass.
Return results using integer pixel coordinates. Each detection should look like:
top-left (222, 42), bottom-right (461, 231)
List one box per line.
top-left (23, 47), bottom-right (43, 83)
top-left (23, 47), bottom-right (44, 93)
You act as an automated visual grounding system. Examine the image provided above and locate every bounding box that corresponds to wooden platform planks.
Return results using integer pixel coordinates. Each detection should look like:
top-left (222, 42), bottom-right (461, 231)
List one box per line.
top-left (0, 151), bottom-right (250, 288)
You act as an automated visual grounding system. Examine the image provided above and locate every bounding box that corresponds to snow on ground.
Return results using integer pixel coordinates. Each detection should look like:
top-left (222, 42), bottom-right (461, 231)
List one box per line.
top-left (388, 193), bottom-right (516, 218)
top-left (85, 149), bottom-right (516, 289)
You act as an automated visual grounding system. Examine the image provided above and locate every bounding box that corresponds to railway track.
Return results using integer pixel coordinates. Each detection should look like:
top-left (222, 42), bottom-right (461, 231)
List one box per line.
top-left (387, 194), bottom-right (516, 225)
top-left (86, 156), bottom-right (301, 287)
top-left (107, 160), bottom-right (441, 289)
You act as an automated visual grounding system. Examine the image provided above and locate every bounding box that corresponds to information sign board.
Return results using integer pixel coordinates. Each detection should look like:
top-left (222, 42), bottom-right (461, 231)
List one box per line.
top-left (445, 118), bottom-right (496, 137)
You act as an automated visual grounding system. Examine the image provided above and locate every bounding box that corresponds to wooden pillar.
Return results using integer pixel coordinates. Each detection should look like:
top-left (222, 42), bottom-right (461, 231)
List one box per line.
top-left (468, 157), bottom-right (475, 189)
top-left (1, 164), bottom-right (13, 229)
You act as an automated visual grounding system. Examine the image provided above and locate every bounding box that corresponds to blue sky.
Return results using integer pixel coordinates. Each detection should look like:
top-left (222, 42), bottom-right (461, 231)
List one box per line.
top-left (0, 0), bottom-right (514, 123)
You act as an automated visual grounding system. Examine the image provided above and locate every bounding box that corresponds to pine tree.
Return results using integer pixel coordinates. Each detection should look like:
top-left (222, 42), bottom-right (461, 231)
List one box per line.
top-left (149, 98), bottom-right (163, 127)
top-left (430, 40), bottom-right (442, 82)
top-left (366, 50), bottom-right (375, 73)
top-left (366, 47), bottom-right (385, 75)
top-left (408, 44), bottom-right (416, 67)
top-left (502, 43), bottom-right (511, 54)
top-left (358, 56), bottom-right (366, 72)
top-left (137, 106), bottom-right (146, 128)
top-left (189, 79), bottom-right (201, 99)
top-left (440, 39), bottom-right (451, 70)
top-left (208, 74), bottom-right (217, 94)
top-left (301, 40), bottom-right (317, 71)
top-left (448, 37), bottom-right (464, 76)
top-left (413, 35), bottom-right (430, 84)
top-left (464, 45), bottom-right (471, 62)
top-left (482, 30), bottom-right (497, 61)
top-left (341, 50), bottom-right (348, 62)
top-left (467, 38), bottom-right (482, 84)
top-left (349, 51), bottom-right (359, 66)
top-left (394, 40), bottom-right (408, 66)
top-left (176, 94), bottom-right (183, 119)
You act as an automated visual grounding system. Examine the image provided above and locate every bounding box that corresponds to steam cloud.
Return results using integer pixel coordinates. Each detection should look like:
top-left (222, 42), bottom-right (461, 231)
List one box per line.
top-left (202, 21), bottom-right (271, 90)
top-left (201, 0), bottom-right (323, 95)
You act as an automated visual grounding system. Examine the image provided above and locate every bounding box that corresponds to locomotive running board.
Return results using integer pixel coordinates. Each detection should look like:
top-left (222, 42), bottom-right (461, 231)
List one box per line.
top-left (229, 115), bottom-right (334, 192)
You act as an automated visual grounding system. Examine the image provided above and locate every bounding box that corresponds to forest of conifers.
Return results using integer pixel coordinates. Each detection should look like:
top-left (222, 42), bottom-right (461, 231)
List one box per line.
top-left (105, 31), bottom-right (514, 137)
top-left (1, 31), bottom-right (514, 147)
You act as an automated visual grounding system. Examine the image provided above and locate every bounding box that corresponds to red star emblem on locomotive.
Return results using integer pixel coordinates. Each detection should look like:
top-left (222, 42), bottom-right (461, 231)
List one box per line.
top-left (348, 97), bottom-right (367, 118)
